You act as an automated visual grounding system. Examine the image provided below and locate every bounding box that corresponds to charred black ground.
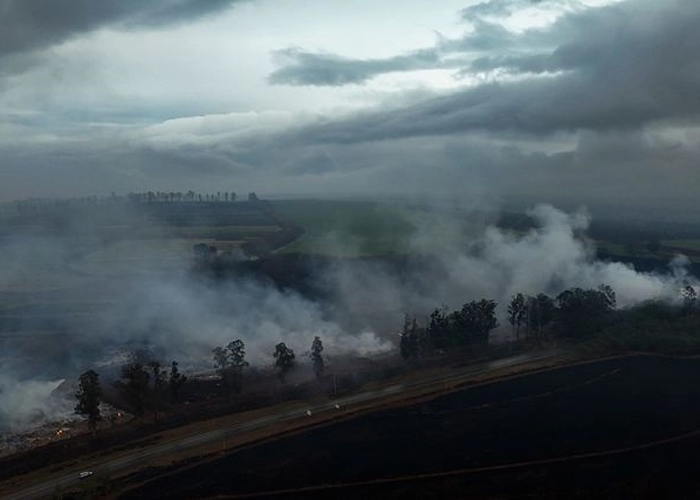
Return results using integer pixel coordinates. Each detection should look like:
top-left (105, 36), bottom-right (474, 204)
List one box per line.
top-left (121, 355), bottom-right (700, 499)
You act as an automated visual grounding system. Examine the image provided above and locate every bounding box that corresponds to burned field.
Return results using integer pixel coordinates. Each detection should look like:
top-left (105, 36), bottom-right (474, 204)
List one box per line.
top-left (123, 355), bottom-right (700, 499)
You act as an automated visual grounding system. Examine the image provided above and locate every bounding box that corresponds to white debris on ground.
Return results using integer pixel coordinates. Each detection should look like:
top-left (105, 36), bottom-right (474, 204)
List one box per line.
top-left (0, 402), bottom-right (131, 457)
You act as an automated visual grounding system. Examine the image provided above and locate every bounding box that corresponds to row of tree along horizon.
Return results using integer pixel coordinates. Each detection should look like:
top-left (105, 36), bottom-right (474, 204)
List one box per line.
top-left (11, 191), bottom-right (263, 212)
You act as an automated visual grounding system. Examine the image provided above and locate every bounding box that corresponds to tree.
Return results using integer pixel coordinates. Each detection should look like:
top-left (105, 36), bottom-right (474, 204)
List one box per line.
top-left (213, 339), bottom-right (248, 393)
top-left (227, 339), bottom-right (249, 392)
top-left (449, 299), bottom-right (498, 347)
top-left (273, 342), bottom-right (295, 382)
top-left (227, 339), bottom-right (248, 370)
top-left (427, 307), bottom-right (450, 351)
top-left (213, 346), bottom-right (230, 374)
top-left (526, 293), bottom-right (556, 338)
top-left (121, 362), bottom-right (150, 417)
top-left (310, 336), bottom-right (324, 380)
top-left (148, 361), bottom-right (167, 422)
top-left (598, 284), bottom-right (617, 310)
top-left (555, 286), bottom-right (616, 338)
top-left (682, 284), bottom-right (698, 314)
top-left (507, 293), bottom-right (526, 341)
top-left (75, 370), bottom-right (102, 436)
top-left (400, 314), bottom-right (418, 360)
top-left (169, 361), bottom-right (187, 403)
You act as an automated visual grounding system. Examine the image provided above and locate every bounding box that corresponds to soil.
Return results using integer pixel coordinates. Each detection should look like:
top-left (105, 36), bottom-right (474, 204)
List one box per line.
top-left (120, 355), bottom-right (700, 499)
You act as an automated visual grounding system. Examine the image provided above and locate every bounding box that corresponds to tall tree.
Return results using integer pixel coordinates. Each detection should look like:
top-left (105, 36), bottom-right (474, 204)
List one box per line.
top-left (213, 346), bottom-right (231, 374)
top-left (213, 339), bottom-right (248, 393)
top-left (400, 314), bottom-right (417, 360)
top-left (273, 342), bottom-right (295, 382)
top-left (227, 339), bottom-right (249, 393)
top-left (507, 293), bottom-right (526, 341)
top-left (148, 361), bottom-right (167, 422)
top-left (452, 299), bottom-right (498, 347)
top-left (169, 361), bottom-right (187, 403)
top-left (427, 307), bottom-right (450, 350)
top-left (310, 336), bottom-right (324, 380)
top-left (526, 293), bottom-right (556, 338)
top-left (75, 370), bottom-right (102, 436)
top-left (555, 286), bottom-right (616, 338)
top-left (121, 362), bottom-right (150, 417)
top-left (598, 284), bottom-right (617, 310)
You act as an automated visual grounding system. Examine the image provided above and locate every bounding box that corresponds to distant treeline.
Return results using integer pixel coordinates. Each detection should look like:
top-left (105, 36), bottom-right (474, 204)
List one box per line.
top-left (11, 190), bottom-right (262, 213)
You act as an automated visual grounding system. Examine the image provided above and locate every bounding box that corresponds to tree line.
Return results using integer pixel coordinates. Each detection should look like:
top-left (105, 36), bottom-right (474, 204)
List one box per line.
top-left (400, 282), bottom-right (700, 361)
top-left (74, 336), bottom-right (326, 433)
top-left (399, 284), bottom-right (618, 360)
top-left (13, 190), bottom-right (262, 213)
top-left (75, 357), bottom-right (187, 434)
top-left (400, 299), bottom-right (499, 359)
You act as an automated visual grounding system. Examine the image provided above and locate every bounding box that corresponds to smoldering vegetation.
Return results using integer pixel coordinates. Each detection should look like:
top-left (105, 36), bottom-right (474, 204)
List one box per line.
top-left (0, 198), bottom-right (697, 433)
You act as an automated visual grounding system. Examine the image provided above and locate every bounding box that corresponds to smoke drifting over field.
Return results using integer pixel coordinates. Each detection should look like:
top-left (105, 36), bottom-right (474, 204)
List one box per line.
top-left (328, 204), bottom-right (695, 335)
top-left (0, 202), bottom-right (696, 433)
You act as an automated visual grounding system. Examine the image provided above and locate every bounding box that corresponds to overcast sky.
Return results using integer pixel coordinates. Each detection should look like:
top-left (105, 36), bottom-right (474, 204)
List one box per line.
top-left (1, 0), bottom-right (699, 213)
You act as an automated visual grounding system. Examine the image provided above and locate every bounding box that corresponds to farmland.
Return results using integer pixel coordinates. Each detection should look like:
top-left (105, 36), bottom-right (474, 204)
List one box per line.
top-left (273, 200), bottom-right (700, 266)
top-left (0, 199), bottom-right (297, 381)
top-left (270, 199), bottom-right (415, 256)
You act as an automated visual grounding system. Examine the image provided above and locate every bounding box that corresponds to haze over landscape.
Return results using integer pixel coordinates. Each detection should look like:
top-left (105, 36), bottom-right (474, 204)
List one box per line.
top-left (2, 1), bottom-right (700, 498)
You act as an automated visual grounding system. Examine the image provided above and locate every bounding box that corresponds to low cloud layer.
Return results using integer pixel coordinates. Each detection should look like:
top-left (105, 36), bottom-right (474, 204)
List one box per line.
top-left (0, 0), bottom-right (699, 213)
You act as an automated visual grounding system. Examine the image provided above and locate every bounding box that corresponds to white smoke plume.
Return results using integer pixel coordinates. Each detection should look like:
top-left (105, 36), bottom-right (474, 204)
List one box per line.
top-left (0, 377), bottom-right (74, 434)
top-left (327, 204), bottom-right (696, 331)
top-left (0, 202), bottom-right (696, 433)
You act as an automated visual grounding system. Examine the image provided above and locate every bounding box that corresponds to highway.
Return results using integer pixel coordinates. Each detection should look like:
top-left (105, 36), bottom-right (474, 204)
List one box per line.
top-left (1, 349), bottom-right (561, 500)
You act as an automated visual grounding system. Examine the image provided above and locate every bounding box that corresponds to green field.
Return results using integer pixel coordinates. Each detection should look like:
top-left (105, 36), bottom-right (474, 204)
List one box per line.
top-left (271, 200), bottom-right (415, 256)
top-left (665, 239), bottom-right (700, 252)
top-left (272, 200), bottom-right (700, 260)
top-left (596, 239), bottom-right (700, 263)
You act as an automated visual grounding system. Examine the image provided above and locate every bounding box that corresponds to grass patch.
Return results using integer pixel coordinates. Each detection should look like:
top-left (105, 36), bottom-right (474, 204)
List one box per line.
top-left (664, 239), bottom-right (700, 252)
top-left (271, 200), bottom-right (415, 256)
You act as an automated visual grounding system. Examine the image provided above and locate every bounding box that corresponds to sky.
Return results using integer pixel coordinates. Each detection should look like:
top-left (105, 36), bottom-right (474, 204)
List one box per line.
top-left (1, 0), bottom-right (699, 213)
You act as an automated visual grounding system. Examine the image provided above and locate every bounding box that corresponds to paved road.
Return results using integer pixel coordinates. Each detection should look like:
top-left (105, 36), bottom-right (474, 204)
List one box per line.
top-left (2, 349), bottom-right (561, 500)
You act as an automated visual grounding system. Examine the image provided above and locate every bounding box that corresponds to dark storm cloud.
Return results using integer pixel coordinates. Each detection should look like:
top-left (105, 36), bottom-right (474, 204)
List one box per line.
top-left (0, 0), bottom-right (244, 59)
top-left (268, 47), bottom-right (445, 86)
top-left (275, 0), bottom-right (700, 142)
